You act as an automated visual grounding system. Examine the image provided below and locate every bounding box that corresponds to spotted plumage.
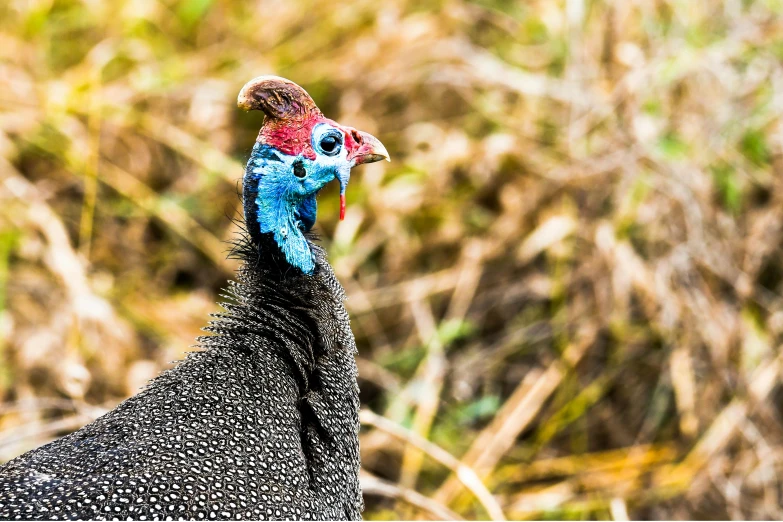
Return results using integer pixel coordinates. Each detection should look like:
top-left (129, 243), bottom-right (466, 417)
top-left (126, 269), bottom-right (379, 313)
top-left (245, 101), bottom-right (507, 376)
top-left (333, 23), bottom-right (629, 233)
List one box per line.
top-left (0, 76), bottom-right (389, 521)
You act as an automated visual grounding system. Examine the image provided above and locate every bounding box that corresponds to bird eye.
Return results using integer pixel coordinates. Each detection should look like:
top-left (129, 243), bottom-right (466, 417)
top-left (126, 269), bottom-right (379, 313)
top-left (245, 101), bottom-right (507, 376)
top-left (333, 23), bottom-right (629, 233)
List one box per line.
top-left (319, 135), bottom-right (341, 155)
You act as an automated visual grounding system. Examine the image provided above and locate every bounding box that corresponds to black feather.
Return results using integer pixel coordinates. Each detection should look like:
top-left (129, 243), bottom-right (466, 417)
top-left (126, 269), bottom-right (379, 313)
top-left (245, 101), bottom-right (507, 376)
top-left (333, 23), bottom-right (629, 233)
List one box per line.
top-left (0, 230), bottom-right (363, 520)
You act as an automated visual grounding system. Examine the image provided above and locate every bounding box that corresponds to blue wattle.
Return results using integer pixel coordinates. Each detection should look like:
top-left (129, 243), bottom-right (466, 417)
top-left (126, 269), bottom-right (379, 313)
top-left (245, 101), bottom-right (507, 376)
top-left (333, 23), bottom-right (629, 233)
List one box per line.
top-left (296, 195), bottom-right (317, 232)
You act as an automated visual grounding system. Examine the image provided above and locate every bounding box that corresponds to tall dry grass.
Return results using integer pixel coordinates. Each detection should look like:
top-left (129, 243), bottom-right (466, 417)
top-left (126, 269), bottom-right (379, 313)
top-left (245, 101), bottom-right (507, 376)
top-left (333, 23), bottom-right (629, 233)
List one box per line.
top-left (2, 0), bottom-right (783, 519)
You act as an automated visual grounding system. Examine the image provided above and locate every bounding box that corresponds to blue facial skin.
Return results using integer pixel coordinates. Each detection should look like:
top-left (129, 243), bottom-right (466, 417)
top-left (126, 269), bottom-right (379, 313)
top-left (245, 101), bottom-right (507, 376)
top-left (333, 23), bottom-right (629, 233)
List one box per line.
top-left (244, 123), bottom-right (352, 275)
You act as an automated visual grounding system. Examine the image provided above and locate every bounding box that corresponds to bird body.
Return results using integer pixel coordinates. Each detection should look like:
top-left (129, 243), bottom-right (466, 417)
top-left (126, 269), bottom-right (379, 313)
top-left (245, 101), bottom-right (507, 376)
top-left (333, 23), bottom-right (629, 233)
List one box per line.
top-left (0, 76), bottom-right (389, 521)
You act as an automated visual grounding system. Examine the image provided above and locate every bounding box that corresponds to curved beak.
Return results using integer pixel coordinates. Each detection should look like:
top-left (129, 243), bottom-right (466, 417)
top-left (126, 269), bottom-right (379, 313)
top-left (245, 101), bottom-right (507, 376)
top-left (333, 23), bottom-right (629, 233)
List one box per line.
top-left (338, 130), bottom-right (390, 220)
top-left (349, 130), bottom-right (390, 166)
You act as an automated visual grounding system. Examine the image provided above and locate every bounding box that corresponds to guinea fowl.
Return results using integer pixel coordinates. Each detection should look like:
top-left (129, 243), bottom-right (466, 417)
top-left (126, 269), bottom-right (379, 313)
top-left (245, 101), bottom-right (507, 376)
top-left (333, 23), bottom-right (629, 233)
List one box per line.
top-left (0, 76), bottom-right (389, 521)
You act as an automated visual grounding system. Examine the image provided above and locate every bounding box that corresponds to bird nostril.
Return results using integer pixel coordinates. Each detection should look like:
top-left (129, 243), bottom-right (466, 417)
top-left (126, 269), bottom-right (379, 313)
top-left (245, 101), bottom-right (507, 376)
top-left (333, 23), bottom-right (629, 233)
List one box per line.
top-left (293, 162), bottom-right (306, 179)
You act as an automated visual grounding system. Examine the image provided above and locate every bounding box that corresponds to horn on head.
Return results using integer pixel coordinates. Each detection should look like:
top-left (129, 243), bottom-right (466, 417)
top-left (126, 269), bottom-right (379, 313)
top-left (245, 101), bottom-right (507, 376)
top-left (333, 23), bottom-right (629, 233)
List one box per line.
top-left (237, 75), bottom-right (321, 120)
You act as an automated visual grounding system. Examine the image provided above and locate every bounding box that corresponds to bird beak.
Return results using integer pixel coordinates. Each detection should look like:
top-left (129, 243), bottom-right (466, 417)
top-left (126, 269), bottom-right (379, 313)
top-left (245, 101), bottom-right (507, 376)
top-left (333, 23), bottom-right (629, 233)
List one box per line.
top-left (349, 130), bottom-right (391, 166)
top-left (338, 130), bottom-right (390, 220)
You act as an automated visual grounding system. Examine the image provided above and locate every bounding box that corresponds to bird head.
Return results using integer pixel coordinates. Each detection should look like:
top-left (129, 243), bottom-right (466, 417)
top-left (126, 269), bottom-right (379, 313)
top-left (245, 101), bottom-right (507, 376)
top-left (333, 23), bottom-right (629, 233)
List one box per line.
top-left (238, 76), bottom-right (389, 275)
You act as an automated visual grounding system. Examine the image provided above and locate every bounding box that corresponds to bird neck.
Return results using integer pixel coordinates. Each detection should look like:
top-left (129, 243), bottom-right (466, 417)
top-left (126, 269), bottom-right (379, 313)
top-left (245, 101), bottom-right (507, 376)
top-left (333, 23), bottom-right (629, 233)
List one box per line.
top-left (243, 144), bottom-right (319, 275)
top-left (224, 234), bottom-right (353, 393)
top-left (247, 229), bottom-right (321, 278)
top-left (255, 189), bottom-right (315, 274)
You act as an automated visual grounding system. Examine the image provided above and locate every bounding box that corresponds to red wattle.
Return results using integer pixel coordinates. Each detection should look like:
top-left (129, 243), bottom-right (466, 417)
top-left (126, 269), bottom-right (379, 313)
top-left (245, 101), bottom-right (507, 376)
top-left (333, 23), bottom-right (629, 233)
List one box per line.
top-left (339, 194), bottom-right (346, 221)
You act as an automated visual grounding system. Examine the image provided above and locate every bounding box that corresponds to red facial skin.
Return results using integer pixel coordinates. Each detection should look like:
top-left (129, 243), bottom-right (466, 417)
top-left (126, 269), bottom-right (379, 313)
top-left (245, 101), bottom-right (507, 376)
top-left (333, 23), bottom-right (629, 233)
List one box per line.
top-left (258, 116), bottom-right (363, 162)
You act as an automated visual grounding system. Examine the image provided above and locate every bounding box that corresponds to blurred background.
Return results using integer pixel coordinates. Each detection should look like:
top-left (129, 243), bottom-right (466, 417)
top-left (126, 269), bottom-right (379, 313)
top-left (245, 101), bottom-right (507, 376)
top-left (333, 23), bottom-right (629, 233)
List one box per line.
top-left (1, 0), bottom-right (783, 519)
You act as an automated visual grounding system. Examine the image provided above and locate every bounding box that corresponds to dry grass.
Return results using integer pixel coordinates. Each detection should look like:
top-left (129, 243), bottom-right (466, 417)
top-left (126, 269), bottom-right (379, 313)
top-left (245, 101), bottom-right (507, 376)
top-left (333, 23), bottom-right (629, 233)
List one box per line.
top-left (2, 0), bottom-right (783, 519)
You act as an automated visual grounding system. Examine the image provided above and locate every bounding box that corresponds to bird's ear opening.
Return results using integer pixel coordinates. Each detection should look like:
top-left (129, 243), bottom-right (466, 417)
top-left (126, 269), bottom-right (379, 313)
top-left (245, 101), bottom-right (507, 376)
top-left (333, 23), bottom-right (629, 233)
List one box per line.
top-left (237, 76), bottom-right (322, 121)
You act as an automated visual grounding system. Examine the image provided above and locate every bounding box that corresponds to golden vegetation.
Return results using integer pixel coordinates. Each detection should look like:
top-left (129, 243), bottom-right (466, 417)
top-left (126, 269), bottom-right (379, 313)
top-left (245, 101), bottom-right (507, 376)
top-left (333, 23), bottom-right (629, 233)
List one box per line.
top-left (2, 0), bottom-right (783, 519)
